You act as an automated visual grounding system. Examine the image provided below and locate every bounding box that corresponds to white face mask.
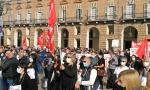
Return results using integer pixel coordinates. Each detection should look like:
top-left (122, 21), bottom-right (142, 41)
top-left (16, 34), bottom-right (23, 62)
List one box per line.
top-left (98, 55), bottom-right (102, 59)
top-left (144, 62), bottom-right (149, 67)
top-left (29, 58), bottom-right (33, 63)
top-left (66, 58), bottom-right (71, 63)
top-left (17, 68), bottom-right (22, 74)
top-left (92, 55), bottom-right (95, 58)
top-left (121, 62), bottom-right (125, 66)
top-left (132, 58), bottom-right (135, 60)
top-left (24, 53), bottom-right (26, 56)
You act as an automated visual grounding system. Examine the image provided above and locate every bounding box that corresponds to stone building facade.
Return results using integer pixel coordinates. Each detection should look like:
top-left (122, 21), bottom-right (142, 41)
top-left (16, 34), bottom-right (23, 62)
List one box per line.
top-left (2, 0), bottom-right (150, 50)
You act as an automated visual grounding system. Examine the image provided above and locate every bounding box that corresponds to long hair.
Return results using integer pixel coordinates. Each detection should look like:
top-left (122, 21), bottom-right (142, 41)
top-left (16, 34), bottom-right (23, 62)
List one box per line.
top-left (118, 70), bottom-right (141, 90)
top-left (19, 62), bottom-right (28, 73)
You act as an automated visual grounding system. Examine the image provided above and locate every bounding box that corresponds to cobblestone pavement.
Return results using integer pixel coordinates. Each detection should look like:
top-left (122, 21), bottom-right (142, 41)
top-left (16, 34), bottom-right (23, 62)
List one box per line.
top-left (38, 74), bottom-right (112, 90)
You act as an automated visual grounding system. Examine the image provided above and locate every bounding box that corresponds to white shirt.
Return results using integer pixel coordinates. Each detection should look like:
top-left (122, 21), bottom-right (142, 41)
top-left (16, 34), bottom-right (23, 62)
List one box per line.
top-left (77, 69), bottom-right (97, 86)
top-left (114, 66), bottom-right (129, 78)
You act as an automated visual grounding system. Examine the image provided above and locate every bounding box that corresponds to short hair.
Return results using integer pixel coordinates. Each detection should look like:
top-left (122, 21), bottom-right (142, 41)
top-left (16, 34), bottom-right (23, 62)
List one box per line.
top-left (67, 53), bottom-right (76, 63)
top-left (144, 57), bottom-right (150, 62)
top-left (132, 55), bottom-right (136, 58)
top-left (121, 58), bottom-right (127, 62)
top-left (25, 50), bottom-right (30, 55)
top-left (19, 62), bottom-right (28, 72)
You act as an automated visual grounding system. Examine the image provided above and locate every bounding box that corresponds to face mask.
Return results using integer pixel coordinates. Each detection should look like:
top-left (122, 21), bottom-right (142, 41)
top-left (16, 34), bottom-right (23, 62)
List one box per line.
top-left (24, 53), bottom-right (26, 56)
top-left (83, 62), bottom-right (88, 67)
top-left (98, 55), bottom-right (102, 59)
top-left (120, 54), bottom-right (122, 56)
top-left (1, 54), bottom-right (3, 56)
top-left (29, 58), bottom-right (33, 63)
top-left (121, 62), bottom-right (125, 66)
top-left (66, 58), bottom-right (71, 63)
top-left (144, 62), bottom-right (149, 67)
top-left (92, 55), bottom-right (95, 58)
top-left (132, 58), bottom-right (135, 60)
top-left (17, 68), bottom-right (22, 74)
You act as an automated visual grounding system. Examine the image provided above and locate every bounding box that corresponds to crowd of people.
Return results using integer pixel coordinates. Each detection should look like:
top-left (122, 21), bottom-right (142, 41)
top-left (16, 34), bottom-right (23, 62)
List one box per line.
top-left (0, 45), bottom-right (150, 90)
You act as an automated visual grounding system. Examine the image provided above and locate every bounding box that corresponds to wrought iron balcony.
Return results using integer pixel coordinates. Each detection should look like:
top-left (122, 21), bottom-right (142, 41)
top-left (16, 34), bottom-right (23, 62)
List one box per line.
top-left (57, 17), bottom-right (82, 23)
top-left (122, 13), bottom-right (144, 20)
top-left (34, 19), bottom-right (48, 24)
top-left (88, 15), bottom-right (116, 21)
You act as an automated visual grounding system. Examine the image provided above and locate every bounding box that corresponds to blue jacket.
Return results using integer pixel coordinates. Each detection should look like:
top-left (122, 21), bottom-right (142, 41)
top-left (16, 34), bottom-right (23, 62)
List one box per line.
top-left (38, 51), bottom-right (46, 62)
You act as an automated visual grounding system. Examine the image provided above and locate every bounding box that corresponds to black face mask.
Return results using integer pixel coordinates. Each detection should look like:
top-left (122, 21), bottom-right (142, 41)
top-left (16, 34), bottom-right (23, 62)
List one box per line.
top-left (113, 83), bottom-right (126, 90)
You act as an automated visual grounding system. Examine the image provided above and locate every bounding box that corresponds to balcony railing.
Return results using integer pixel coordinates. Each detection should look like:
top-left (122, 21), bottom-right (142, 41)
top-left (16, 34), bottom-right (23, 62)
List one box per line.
top-left (58, 17), bottom-right (82, 23)
top-left (88, 15), bottom-right (116, 21)
top-left (34, 19), bottom-right (48, 24)
top-left (123, 13), bottom-right (144, 20)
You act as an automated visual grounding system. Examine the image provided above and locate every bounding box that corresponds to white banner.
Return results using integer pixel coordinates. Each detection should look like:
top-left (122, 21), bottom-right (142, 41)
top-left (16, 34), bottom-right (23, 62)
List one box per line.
top-left (130, 48), bottom-right (138, 56)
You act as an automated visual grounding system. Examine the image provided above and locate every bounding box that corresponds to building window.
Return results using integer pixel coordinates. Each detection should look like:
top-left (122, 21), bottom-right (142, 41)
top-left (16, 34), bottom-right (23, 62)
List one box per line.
top-left (8, 11), bottom-right (12, 24)
top-left (35, 8), bottom-right (42, 23)
top-left (88, 2), bottom-right (98, 21)
top-left (27, 38), bottom-right (30, 46)
top-left (17, 0), bottom-right (21, 4)
top-left (16, 10), bottom-right (21, 24)
top-left (108, 25), bottom-right (114, 34)
top-left (7, 0), bottom-right (12, 5)
top-left (147, 24), bottom-right (150, 34)
top-left (26, 28), bottom-right (31, 35)
top-left (107, 39), bottom-right (113, 50)
top-left (105, 1), bottom-right (116, 20)
top-left (75, 39), bottom-right (80, 48)
top-left (123, 0), bottom-right (135, 19)
top-left (7, 28), bottom-right (11, 35)
top-left (27, 0), bottom-right (31, 3)
top-left (75, 27), bottom-right (81, 35)
top-left (76, 4), bottom-right (82, 21)
top-left (144, 0), bottom-right (150, 17)
top-left (59, 6), bottom-right (67, 22)
top-left (26, 9), bottom-right (31, 23)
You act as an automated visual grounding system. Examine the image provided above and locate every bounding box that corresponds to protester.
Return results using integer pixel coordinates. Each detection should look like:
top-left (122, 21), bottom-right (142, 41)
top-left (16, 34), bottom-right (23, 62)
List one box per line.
top-left (42, 52), bottom-right (53, 79)
top-left (107, 52), bottom-right (118, 89)
top-left (90, 51), bottom-right (98, 66)
top-left (60, 53), bottom-right (77, 90)
top-left (0, 61), bottom-right (5, 90)
top-left (2, 52), bottom-right (19, 90)
top-left (38, 48), bottom-right (46, 74)
top-left (94, 53), bottom-right (105, 89)
top-left (19, 52), bottom-right (28, 63)
top-left (139, 57), bottom-right (150, 88)
top-left (13, 62), bottom-right (35, 90)
top-left (47, 55), bottom-right (61, 90)
top-left (75, 57), bottom-right (101, 90)
top-left (118, 51), bottom-right (127, 66)
top-left (130, 55), bottom-right (143, 71)
top-left (114, 58), bottom-right (129, 78)
top-left (113, 70), bottom-right (141, 90)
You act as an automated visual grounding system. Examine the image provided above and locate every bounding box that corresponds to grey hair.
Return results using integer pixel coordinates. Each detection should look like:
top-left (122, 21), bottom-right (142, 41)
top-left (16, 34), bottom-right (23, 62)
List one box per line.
top-left (144, 57), bottom-right (150, 62)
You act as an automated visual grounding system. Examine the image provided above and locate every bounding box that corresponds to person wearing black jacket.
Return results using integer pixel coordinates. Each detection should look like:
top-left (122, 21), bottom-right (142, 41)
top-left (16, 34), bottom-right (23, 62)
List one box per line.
top-left (13, 62), bottom-right (35, 90)
top-left (130, 55), bottom-right (143, 71)
top-left (60, 53), bottom-right (77, 90)
top-left (94, 53), bottom-right (105, 89)
top-left (28, 54), bottom-right (38, 89)
top-left (2, 51), bottom-right (19, 90)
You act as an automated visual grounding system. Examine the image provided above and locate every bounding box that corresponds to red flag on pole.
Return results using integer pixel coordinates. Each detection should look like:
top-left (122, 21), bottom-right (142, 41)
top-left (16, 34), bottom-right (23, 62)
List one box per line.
top-left (47, 0), bottom-right (57, 54)
top-left (38, 29), bottom-right (46, 49)
top-left (136, 38), bottom-right (149, 61)
top-left (23, 37), bottom-right (27, 50)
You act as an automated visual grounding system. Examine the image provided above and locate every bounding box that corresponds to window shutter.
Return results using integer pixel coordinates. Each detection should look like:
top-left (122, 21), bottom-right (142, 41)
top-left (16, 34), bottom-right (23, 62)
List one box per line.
top-left (123, 5), bottom-right (126, 19)
top-left (88, 8), bottom-right (91, 20)
top-left (96, 7), bottom-right (99, 19)
top-left (59, 10), bottom-right (63, 22)
top-left (63, 10), bottom-right (66, 21)
top-left (147, 3), bottom-right (150, 17)
top-left (105, 7), bottom-right (108, 19)
top-left (76, 9), bottom-right (79, 21)
top-left (113, 6), bottom-right (116, 19)
top-left (144, 3), bottom-right (148, 17)
top-left (80, 9), bottom-right (83, 18)
top-left (132, 4), bottom-right (135, 18)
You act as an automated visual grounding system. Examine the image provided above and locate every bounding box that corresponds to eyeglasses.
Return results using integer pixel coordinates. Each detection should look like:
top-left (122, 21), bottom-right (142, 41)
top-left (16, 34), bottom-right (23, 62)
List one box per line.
top-left (67, 57), bottom-right (71, 58)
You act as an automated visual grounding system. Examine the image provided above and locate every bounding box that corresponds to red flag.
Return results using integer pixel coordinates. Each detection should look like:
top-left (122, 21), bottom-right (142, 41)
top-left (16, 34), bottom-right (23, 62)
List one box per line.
top-left (23, 37), bottom-right (27, 50)
top-left (136, 38), bottom-right (149, 61)
top-left (38, 29), bottom-right (46, 49)
top-left (47, 0), bottom-right (57, 54)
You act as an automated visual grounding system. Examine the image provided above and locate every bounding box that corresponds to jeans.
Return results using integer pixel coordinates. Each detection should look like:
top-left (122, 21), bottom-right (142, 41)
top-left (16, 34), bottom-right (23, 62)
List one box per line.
top-left (38, 61), bottom-right (43, 74)
top-left (107, 68), bottom-right (115, 88)
top-left (35, 75), bottom-right (39, 84)
top-left (3, 78), bottom-right (13, 90)
top-left (98, 76), bottom-right (103, 89)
